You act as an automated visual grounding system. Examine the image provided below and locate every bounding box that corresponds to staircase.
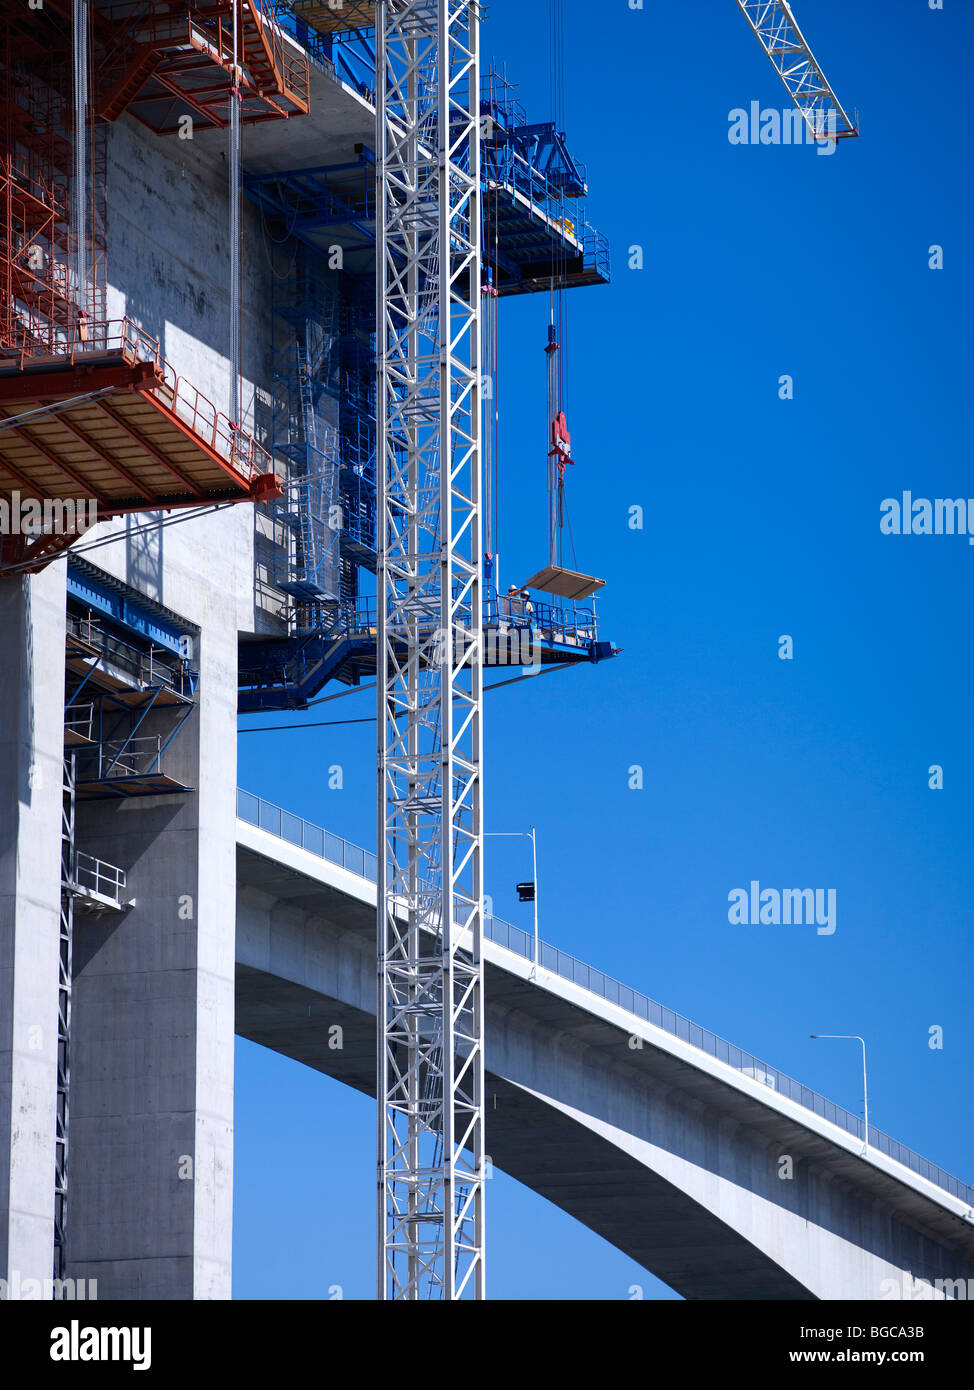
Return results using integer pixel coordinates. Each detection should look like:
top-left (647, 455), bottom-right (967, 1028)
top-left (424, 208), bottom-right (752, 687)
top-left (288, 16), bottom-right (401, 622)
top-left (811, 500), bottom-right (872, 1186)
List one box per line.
top-left (97, 49), bottom-right (162, 123)
top-left (241, 0), bottom-right (310, 117)
top-left (93, 1), bottom-right (309, 129)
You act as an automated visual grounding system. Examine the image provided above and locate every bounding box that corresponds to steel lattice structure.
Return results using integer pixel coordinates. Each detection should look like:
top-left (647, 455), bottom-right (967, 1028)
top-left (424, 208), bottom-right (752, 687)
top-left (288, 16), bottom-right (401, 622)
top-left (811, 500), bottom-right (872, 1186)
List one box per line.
top-left (736, 1), bottom-right (858, 141)
top-left (55, 753), bottom-right (76, 1280)
top-left (376, 0), bottom-right (485, 1300)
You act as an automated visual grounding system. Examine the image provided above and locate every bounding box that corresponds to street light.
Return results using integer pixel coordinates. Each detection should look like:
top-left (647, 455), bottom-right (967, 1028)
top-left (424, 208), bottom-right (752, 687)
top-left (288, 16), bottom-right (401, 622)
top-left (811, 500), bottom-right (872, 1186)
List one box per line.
top-left (484, 827), bottom-right (538, 978)
top-left (811, 1034), bottom-right (869, 1155)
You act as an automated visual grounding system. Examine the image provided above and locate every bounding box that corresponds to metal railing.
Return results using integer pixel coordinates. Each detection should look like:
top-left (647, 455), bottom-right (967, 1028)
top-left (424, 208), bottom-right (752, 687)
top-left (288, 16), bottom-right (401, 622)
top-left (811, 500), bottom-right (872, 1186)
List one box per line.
top-left (236, 787), bottom-right (974, 1211)
top-left (2, 317), bottom-right (274, 484)
top-left (484, 143), bottom-right (587, 235)
top-left (580, 220), bottom-right (612, 285)
top-left (290, 593), bottom-right (600, 651)
top-left (485, 591), bottom-right (598, 645)
top-left (239, 789), bottom-right (378, 882)
top-left (276, 5), bottom-right (377, 99)
top-left (254, 0), bottom-right (312, 112)
top-left (67, 609), bottom-right (196, 699)
top-left (78, 734), bottom-right (164, 782)
top-left (64, 701), bottom-right (94, 742)
top-left (73, 851), bottom-right (126, 906)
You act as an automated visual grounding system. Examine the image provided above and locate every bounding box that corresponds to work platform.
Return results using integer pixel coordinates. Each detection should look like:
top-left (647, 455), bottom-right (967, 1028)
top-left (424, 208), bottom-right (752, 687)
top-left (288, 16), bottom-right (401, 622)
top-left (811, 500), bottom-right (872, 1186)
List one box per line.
top-left (288, 0), bottom-right (375, 35)
top-left (0, 320), bottom-right (282, 571)
top-left (92, 0), bottom-right (310, 131)
top-left (64, 605), bottom-right (197, 799)
top-left (236, 42), bottom-right (608, 294)
top-left (239, 593), bottom-right (615, 713)
top-left (482, 67), bottom-right (609, 296)
top-left (483, 180), bottom-right (610, 296)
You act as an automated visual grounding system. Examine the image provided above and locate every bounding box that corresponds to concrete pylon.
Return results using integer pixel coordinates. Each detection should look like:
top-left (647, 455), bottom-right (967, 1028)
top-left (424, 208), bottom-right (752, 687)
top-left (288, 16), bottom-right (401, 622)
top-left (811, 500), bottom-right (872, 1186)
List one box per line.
top-left (64, 587), bottom-right (237, 1300)
top-left (0, 570), bottom-right (67, 1290)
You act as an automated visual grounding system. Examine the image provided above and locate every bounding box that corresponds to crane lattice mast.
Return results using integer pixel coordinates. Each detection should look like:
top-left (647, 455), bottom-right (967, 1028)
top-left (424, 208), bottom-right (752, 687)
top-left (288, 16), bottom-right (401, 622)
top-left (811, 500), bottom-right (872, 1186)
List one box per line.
top-left (376, 0), bottom-right (486, 1301)
top-left (735, 1), bottom-right (858, 141)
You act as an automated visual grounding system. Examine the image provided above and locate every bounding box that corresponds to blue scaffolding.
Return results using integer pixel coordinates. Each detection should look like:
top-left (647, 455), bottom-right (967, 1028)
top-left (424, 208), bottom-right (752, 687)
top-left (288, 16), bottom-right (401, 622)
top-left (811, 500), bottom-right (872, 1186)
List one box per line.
top-left (270, 249), bottom-right (343, 603)
top-left (64, 568), bottom-right (199, 799)
top-left (481, 66), bottom-right (610, 296)
top-left (325, 272), bottom-right (377, 572)
top-left (239, 596), bottom-right (614, 714)
top-left (246, 153), bottom-right (378, 600)
top-left (278, 6), bottom-right (378, 104)
top-left (239, 38), bottom-right (614, 714)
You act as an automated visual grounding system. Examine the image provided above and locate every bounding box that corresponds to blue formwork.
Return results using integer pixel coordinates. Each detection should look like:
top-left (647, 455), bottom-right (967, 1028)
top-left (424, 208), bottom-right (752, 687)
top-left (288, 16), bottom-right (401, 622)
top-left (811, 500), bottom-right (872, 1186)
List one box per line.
top-left (480, 66), bottom-right (610, 296)
top-left (238, 597), bottom-right (616, 715)
top-left (240, 33), bottom-right (613, 712)
top-left (328, 274), bottom-right (377, 570)
top-left (269, 249), bottom-right (343, 602)
top-left (277, 6), bottom-right (377, 103)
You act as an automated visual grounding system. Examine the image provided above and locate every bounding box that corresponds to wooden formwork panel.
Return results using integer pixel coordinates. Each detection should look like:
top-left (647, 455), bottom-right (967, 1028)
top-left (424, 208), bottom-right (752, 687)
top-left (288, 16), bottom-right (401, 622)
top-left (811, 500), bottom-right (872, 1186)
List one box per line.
top-left (0, 383), bottom-right (256, 507)
top-left (288, 1), bottom-right (375, 35)
top-left (75, 773), bottom-right (193, 799)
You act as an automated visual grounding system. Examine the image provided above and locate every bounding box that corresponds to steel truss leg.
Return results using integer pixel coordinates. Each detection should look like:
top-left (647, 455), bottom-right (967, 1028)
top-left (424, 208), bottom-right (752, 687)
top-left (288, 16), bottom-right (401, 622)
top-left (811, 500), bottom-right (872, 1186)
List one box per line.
top-left (376, 0), bottom-right (485, 1301)
top-left (55, 753), bottom-right (76, 1280)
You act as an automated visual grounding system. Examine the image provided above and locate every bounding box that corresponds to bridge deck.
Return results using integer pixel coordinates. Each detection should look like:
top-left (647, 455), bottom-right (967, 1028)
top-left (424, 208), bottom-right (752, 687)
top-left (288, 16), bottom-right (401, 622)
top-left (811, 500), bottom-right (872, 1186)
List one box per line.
top-left (234, 790), bottom-right (974, 1299)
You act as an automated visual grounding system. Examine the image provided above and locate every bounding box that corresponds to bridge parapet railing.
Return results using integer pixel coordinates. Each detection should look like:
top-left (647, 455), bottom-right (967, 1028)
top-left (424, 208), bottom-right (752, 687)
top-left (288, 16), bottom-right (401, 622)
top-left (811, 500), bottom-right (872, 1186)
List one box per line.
top-left (238, 788), bottom-right (378, 882)
top-left (236, 788), bottom-right (974, 1211)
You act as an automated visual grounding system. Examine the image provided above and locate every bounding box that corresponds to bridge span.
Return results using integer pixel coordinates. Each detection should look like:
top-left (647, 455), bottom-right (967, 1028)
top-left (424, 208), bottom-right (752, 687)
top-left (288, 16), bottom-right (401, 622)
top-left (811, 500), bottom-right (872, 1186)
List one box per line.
top-left (235, 792), bottom-right (974, 1301)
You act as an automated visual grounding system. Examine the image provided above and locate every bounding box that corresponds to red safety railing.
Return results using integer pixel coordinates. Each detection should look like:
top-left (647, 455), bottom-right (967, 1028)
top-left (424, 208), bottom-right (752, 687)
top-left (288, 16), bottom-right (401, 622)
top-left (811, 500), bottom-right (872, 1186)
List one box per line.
top-left (250, 0), bottom-right (311, 111)
top-left (98, 0), bottom-right (309, 120)
top-left (3, 315), bottom-right (273, 484)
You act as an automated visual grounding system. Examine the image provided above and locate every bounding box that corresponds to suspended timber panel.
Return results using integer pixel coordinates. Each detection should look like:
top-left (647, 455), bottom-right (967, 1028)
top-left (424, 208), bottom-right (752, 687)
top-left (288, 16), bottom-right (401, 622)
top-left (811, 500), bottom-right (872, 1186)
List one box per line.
top-left (288, 1), bottom-right (375, 35)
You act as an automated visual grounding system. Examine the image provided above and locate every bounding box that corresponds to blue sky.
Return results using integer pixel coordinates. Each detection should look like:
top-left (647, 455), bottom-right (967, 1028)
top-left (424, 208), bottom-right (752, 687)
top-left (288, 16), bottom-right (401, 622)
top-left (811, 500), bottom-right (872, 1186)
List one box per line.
top-left (234, 0), bottom-right (974, 1299)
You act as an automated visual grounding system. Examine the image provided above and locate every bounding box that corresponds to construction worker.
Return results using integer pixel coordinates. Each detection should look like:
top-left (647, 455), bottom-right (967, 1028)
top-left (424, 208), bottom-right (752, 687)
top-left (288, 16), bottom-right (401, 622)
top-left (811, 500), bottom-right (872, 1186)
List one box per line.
top-left (77, 308), bottom-right (89, 345)
top-left (502, 583), bottom-right (520, 625)
top-left (519, 586), bottom-right (536, 631)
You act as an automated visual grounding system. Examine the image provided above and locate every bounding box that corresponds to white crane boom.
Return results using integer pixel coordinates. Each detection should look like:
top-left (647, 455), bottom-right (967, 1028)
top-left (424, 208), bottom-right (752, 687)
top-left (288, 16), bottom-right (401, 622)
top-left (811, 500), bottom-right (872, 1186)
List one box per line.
top-left (736, 1), bottom-right (858, 141)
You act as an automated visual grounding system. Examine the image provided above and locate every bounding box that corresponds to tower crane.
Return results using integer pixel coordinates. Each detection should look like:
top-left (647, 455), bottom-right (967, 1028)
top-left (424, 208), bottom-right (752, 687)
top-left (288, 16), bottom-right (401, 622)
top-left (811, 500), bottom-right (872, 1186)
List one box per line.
top-left (374, 0), bottom-right (857, 1303)
top-left (376, 0), bottom-right (485, 1302)
top-left (735, 1), bottom-right (859, 141)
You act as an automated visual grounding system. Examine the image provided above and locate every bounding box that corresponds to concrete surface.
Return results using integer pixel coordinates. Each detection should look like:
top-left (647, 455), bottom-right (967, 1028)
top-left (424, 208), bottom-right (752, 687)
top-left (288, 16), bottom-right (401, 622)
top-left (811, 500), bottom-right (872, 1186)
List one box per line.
top-left (235, 818), bottom-right (974, 1301)
top-left (0, 570), bottom-right (67, 1287)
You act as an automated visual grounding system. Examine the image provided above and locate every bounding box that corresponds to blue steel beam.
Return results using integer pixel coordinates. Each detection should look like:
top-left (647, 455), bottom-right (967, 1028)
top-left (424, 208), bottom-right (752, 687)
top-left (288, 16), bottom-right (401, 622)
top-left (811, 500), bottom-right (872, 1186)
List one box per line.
top-left (496, 122), bottom-right (588, 198)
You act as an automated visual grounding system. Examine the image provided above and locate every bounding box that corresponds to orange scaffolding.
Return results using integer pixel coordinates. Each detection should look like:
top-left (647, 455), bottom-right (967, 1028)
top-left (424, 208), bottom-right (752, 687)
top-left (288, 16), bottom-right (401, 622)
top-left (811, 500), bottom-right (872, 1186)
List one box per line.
top-left (0, 319), bottom-right (282, 572)
top-left (0, 10), bottom-right (78, 358)
top-left (0, 4), bottom-right (301, 572)
top-left (94, 1), bottom-right (310, 133)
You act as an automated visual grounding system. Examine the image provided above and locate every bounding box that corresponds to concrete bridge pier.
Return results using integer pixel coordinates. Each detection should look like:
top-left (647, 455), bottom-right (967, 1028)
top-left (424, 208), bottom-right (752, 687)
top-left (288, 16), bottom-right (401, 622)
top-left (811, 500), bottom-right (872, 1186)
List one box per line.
top-left (0, 571), bottom-right (67, 1290)
top-left (64, 591), bottom-right (239, 1300)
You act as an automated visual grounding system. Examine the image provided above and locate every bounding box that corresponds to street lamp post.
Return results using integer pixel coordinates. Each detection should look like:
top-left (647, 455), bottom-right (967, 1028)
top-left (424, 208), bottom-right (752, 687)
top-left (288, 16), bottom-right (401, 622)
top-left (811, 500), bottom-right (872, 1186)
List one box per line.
top-left (811, 1033), bottom-right (869, 1155)
top-left (484, 827), bottom-right (538, 978)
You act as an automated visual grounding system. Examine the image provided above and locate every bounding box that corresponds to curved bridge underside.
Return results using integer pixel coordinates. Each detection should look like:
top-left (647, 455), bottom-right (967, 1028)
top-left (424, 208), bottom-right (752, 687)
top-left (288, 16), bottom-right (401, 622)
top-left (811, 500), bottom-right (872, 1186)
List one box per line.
top-left (235, 820), bottom-right (974, 1301)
